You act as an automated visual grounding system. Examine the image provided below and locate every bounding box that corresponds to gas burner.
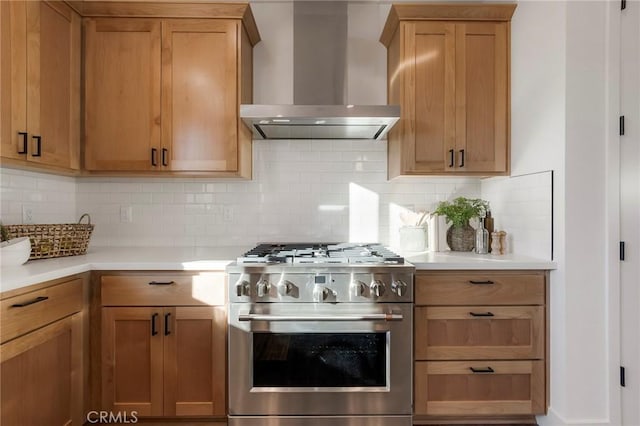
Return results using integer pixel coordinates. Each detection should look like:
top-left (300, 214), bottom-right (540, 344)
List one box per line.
top-left (236, 243), bottom-right (404, 265)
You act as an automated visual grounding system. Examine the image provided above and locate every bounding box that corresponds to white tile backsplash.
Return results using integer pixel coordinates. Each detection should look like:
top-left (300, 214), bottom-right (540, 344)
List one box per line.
top-left (481, 171), bottom-right (553, 260)
top-left (1, 141), bottom-right (484, 248)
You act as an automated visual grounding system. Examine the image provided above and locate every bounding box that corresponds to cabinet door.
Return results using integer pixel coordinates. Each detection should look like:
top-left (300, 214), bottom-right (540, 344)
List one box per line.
top-left (102, 307), bottom-right (163, 416)
top-left (415, 360), bottom-right (545, 415)
top-left (455, 22), bottom-right (508, 173)
top-left (403, 21), bottom-right (456, 173)
top-left (1, 314), bottom-right (82, 425)
top-left (415, 306), bottom-right (544, 360)
top-left (161, 19), bottom-right (238, 172)
top-left (26, 1), bottom-right (80, 169)
top-left (84, 19), bottom-right (161, 171)
top-left (163, 306), bottom-right (226, 416)
top-left (0, 0), bottom-right (27, 161)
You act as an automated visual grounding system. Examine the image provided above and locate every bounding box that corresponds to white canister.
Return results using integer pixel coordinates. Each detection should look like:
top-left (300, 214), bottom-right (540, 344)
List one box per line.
top-left (399, 225), bottom-right (428, 252)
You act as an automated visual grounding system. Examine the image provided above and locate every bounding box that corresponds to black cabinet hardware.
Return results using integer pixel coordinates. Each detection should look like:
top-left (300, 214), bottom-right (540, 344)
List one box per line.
top-left (459, 149), bottom-right (465, 167)
top-left (11, 296), bottom-right (48, 308)
top-left (449, 149), bottom-right (454, 168)
top-left (469, 312), bottom-right (494, 317)
top-left (469, 280), bottom-right (495, 285)
top-left (164, 313), bottom-right (171, 335)
top-left (470, 366), bottom-right (494, 374)
top-left (148, 280), bottom-right (175, 286)
top-left (151, 313), bottom-right (159, 336)
top-left (162, 148), bottom-right (168, 166)
top-left (18, 132), bottom-right (28, 154)
top-left (151, 148), bottom-right (158, 166)
top-left (32, 135), bottom-right (42, 157)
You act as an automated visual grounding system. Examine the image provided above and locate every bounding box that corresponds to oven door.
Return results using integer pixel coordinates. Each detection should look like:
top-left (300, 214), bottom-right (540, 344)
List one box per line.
top-left (228, 303), bottom-right (412, 416)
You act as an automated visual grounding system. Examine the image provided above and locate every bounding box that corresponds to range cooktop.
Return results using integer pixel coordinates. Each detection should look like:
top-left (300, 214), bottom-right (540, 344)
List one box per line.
top-left (237, 243), bottom-right (404, 265)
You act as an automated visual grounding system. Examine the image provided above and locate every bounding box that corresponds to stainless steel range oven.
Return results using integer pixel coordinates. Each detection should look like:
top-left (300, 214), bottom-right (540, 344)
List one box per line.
top-left (227, 243), bottom-right (414, 426)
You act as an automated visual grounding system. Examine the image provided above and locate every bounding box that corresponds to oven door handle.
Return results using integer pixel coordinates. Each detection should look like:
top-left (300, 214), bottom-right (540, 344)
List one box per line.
top-left (238, 313), bottom-right (404, 322)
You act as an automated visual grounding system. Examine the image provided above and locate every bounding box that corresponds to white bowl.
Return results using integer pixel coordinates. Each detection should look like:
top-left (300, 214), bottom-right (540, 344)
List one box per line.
top-left (1, 237), bottom-right (32, 266)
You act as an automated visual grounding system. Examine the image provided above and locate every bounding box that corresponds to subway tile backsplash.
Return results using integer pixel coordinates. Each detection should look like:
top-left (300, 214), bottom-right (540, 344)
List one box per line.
top-left (1, 140), bottom-right (481, 248)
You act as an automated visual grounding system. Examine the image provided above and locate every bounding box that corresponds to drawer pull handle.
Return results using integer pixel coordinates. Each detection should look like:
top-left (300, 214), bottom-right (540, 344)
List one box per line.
top-left (469, 280), bottom-right (495, 285)
top-left (470, 366), bottom-right (494, 374)
top-left (151, 313), bottom-right (159, 336)
top-left (164, 313), bottom-right (171, 336)
top-left (148, 281), bottom-right (175, 286)
top-left (11, 296), bottom-right (48, 308)
top-left (469, 311), bottom-right (494, 317)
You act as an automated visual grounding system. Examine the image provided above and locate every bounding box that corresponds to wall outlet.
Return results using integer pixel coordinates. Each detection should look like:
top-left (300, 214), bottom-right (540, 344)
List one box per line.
top-left (223, 206), bottom-right (234, 222)
top-left (120, 206), bottom-right (133, 223)
top-left (22, 206), bottom-right (34, 224)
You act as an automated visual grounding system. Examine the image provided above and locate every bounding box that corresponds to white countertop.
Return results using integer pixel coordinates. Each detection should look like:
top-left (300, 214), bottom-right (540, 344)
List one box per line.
top-left (402, 250), bottom-right (556, 270)
top-left (1, 246), bottom-right (556, 294)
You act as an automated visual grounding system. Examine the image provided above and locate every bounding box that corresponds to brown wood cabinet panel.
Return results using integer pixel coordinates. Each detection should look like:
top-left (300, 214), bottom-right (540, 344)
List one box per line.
top-left (1, 1), bottom-right (80, 171)
top-left (162, 19), bottom-right (238, 172)
top-left (415, 306), bottom-right (544, 360)
top-left (1, 278), bottom-right (83, 344)
top-left (455, 22), bottom-right (508, 173)
top-left (0, 314), bottom-right (83, 425)
top-left (84, 18), bottom-right (161, 171)
top-left (382, 4), bottom-right (514, 177)
top-left (101, 273), bottom-right (226, 307)
top-left (163, 306), bottom-right (226, 416)
top-left (415, 360), bottom-right (545, 416)
top-left (102, 307), bottom-right (164, 416)
top-left (415, 271), bottom-right (545, 306)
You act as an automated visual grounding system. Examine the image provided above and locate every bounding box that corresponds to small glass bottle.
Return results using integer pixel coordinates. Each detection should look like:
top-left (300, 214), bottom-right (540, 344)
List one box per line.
top-left (475, 217), bottom-right (489, 254)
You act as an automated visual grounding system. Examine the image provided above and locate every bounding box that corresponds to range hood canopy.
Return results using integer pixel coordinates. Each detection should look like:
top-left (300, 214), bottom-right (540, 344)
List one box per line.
top-left (241, 2), bottom-right (399, 141)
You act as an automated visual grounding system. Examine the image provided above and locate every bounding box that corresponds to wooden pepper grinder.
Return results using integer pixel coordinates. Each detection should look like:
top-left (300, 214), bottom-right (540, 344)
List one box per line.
top-left (498, 231), bottom-right (507, 255)
top-left (491, 231), bottom-right (501, 254)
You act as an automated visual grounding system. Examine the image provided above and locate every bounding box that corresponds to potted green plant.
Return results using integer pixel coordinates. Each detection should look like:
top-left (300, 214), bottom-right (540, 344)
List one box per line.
top-left (434, 197), bottom-right (489, 251)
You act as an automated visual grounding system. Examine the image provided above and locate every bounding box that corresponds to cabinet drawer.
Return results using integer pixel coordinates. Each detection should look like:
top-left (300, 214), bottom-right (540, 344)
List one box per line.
top-left (101, 273), bottom-right (226, 306)
top-left (1, 279), bottom-right (83, 344)
top-left (415, 306), bottom-right (544, 360)
top-left (415, 272), bottom-right (544, 305)
top-left (414, 360), bottom-right (545, 416)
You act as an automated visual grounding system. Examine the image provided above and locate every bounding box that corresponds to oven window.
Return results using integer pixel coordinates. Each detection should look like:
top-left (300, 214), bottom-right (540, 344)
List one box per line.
top-left (252, 333), bottom-right (387, 387)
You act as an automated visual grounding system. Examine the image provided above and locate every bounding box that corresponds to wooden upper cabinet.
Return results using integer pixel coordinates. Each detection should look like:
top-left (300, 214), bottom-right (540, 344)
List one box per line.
top-left (84, 19), bottom-right (161, 171)
top-left (0, 1), bottom-right (80, 172)
top-left (162, 20), bottom-right (238, 172)
top-left (82, 4), bottom-right (259, 177)
top-left (381, 3), bottom-right (515, 178)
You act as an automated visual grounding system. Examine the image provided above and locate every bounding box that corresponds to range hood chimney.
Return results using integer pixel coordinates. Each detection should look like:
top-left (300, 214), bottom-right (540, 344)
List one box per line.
top-left (240, 2), bottom-right (399, 140)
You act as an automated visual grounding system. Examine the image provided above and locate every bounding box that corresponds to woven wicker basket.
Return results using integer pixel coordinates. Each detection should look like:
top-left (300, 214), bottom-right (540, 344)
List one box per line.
top-left (4, 214), bottom-right (94, 260)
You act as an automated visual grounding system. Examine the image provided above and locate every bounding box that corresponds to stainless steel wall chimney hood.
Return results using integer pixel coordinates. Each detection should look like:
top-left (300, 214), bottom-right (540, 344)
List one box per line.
top-left (240, 2), bottom-right (400, 141)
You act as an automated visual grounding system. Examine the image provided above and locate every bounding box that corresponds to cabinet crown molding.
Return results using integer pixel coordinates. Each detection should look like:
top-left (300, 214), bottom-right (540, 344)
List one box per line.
top-left (380, 2), bottom-right (516, 47)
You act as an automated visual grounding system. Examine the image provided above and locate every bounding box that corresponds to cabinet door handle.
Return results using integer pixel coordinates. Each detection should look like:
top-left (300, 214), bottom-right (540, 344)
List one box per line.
top-left (148, 280), bottom-right (175, 286)
top-left (469, 280), bottom-right (494, 285)
top-left (164, 312), bottom-right (171, 336)
top-left (470, 366), bottom-right (494, 374)
top-left (151, 148), bottom-right (158, 166)
top-left (18, 132), bottom-right (28, 154)
top-left (11, 296), bottom-right (48, 308)
top-left (161, 148), bottom-right (168, 166)
top-left (151, 313), bottom-right (159, 336)
top-left (32, 136), bottom-right (42, 157)
top-left (469, 311), bottom-right (494, 317)
top-left (448, 149), bottom-right (454, 168)
top-left (459, 149), bottom-right (465, 167)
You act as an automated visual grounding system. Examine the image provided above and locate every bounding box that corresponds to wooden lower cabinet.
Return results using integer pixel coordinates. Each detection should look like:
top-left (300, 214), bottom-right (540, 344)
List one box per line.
top-left (0, 274), bottom-right (87, 426)
top-left (100, 275), bottom-right (227, 419)
top-left (413, 270), bottom-right (548, 423)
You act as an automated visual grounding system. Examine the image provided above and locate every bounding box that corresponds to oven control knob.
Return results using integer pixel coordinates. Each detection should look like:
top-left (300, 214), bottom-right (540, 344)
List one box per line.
top-left (277, 280), bottom-right (294, 296)
top-left (350, 280), bottom-right (366, 297)
top-left (370, 280), bottom-right (386, 298)
top-left (236, 280), bottom-right (250, 297)
top-left (256, 278), bottom-right (271, 298)
top-left (391, 280), bottom-right (408, 297)
top-left (313, 285), bottom-right (332, 302)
